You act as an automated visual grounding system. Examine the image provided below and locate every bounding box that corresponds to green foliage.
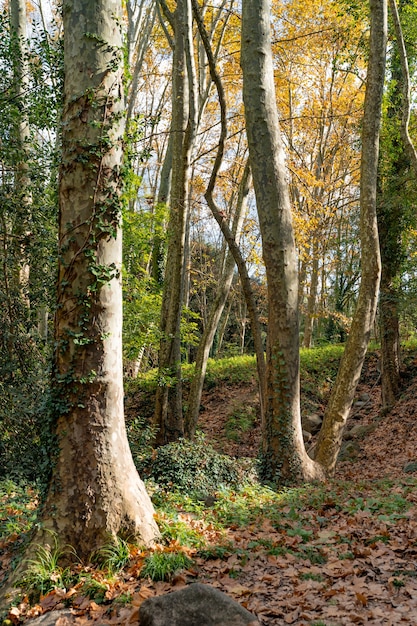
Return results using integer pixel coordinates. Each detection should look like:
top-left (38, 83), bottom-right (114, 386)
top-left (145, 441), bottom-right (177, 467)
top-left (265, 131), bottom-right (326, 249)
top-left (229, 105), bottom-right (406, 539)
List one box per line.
top-left (134, 354), bottom-right (257, 390)
top-left (0, 6), bottom-right (60, 486)
top-left (225, 404), bottom-right (256, 442)
top-left (19, 534), bottom-right (74, 602)
top-left (0, 480), bottom-right (38, 539)
top-left (140, 550), bottom-right (193, 582)
top-left (80, 575), bottom-right (108, 604)
top-left (140, 434), bottom-right (240, 495)
top-left (158, 516), bottom-right (205, 549)
top-left (93, 537), bottom-right (130, 573)
top-left (126, 416), bottom-right (158, 469)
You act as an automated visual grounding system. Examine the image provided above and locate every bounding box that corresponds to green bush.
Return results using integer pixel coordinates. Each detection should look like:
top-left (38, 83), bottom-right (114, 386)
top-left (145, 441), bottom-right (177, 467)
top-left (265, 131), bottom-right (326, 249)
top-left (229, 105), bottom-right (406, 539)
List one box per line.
top-left (141, 434), bottom-right (240, 496)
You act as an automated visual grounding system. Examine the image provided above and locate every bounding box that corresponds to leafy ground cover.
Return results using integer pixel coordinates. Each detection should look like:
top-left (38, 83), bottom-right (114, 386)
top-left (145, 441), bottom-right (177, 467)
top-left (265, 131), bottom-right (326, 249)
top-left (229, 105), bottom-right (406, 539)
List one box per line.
top-left (2, 344), bottom-right (417, 625)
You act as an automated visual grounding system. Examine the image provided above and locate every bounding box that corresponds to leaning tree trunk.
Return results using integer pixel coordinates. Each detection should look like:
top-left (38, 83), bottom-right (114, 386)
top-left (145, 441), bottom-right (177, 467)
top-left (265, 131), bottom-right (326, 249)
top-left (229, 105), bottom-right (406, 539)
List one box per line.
top-left (184, 163), bottom-right (251, 437)
top-left (314, 0), bottom-right (387, 474)
top-left (32, 0), bottom-right (159, 559)
top-left (241, 0), bottom-right (323, 485)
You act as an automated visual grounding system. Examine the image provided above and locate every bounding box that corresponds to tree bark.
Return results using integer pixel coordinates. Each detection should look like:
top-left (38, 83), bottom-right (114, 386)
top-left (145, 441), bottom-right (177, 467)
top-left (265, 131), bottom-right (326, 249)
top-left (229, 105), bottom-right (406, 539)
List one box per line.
top-left (153, 0), bottom-right (196, 444)
top-left (377, 0), bottom-right (417, 410)
top-left (241, 0), bottom-right (323, 485)
top-left (10, 0), bottom-right (31, 304)
top-left (314, 0), bottom-right (387, 473)
top-left (303, 251), bottom-right (319, 349)
top-left (34, 0), bottom-right (159, 559)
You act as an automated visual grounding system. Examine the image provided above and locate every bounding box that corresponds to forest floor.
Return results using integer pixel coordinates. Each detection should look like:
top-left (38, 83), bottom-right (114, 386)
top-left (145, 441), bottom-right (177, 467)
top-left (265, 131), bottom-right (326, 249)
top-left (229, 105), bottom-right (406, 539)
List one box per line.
top-left (2, 349), bottom-right (417, 625)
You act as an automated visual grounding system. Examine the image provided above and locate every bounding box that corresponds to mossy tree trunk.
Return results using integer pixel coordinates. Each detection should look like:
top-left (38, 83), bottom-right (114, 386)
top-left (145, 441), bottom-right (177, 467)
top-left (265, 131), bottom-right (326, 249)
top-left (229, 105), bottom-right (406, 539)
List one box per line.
top-left (241, 0), bottom-right (323, 485)
top-left (378, 0), bottom-right (417, 411)
top-left (154, 0), bottom-right (197, 445)
top-left (35, 0), bottom-right (159, 559)
top-left (314, 0), bottom-right (387, 474)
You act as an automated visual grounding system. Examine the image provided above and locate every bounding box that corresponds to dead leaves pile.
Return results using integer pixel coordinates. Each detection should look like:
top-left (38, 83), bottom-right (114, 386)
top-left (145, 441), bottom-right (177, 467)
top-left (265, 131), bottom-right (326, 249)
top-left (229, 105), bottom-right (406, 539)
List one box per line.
top-left (3, 479), bottom-right (417, 626)
top-left (195, 494), bottom-right (417, 625)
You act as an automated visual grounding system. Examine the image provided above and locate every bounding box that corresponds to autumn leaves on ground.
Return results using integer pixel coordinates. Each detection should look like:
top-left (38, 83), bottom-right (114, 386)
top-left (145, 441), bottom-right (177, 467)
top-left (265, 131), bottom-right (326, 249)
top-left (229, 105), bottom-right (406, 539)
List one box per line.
top-left (2, 344), bottom-right (417, 626)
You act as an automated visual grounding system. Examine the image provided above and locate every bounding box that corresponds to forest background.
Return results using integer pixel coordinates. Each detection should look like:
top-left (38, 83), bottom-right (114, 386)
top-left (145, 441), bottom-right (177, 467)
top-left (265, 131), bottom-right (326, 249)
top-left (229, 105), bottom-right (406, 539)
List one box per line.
top-left (1, 0), bottom-right (417, 622)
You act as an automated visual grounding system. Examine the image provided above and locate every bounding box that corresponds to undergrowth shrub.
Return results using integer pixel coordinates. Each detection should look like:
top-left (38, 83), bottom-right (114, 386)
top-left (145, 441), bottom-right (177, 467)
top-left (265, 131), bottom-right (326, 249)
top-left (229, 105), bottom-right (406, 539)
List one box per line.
top-left (139, 434), bottom-right (241, 495)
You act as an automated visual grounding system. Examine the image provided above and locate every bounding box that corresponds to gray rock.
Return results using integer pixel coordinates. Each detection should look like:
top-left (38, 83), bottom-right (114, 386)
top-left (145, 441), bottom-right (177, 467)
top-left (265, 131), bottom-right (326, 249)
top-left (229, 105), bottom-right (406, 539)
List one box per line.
top-left (302, 413), bottom-right (322, 434)
top-left (139, 583), bottom-right (260, 626)
top-left (338, 441), bottom-right (360, 462)
top-left (348, 424), bottom-right (374, 438)
top-left (359, 392), bottom-right (371, 402)
top-left (352, 401), bottom-right (366, 410)
top-left (25, 611), bottom-right (74, 626)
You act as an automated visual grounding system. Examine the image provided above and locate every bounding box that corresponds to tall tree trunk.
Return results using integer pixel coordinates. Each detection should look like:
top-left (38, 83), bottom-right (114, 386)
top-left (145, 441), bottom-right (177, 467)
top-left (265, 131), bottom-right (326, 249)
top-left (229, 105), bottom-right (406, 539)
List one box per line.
top-left (154, 0), bottom-right (196, 444)
top-left (241, 0), bottom-right (323, 485)
top-left (193, 0), bottom-right (266, 421)
top-left (10, 0), bottom-right (31, 305)
top-left (378, 0), bottom-right (417, 411)
top-left (33, 0), bottom-right (159, 559)
top-left (314, 0), bottom-right (387, 474)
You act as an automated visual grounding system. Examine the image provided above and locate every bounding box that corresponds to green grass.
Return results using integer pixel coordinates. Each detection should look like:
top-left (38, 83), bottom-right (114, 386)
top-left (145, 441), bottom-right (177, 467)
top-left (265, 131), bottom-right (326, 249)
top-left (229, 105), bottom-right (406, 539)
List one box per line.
top-left (93, 536), bottom-right (131, 573)
top-left (140, 550), bottom-right (193, 581)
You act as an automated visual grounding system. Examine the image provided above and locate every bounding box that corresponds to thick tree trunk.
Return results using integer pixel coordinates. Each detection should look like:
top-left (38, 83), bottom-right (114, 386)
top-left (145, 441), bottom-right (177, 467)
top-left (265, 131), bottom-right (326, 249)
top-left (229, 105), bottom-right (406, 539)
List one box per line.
top-left (377, 0), bottom-right (417, 411)
top-left (241, 0), bottom-right (323, 485)
top-left (314, 0), bottom-right (387, 474)
top-left (34, 0), bottom-right (159, 559)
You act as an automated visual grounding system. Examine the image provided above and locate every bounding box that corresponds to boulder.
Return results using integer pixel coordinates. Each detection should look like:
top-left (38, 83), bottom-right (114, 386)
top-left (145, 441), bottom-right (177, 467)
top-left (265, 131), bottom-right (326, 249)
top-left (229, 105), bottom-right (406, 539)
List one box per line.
top-left (348, 424), bottom-right (374, 438)
top-left (25, 611), bottom-right (74, 626)
top-left (139, 583), bottom-right (260, 626)
top-left (338, 440), bottom-right (360, 462)
top-left (301, 413), bottom-right (322, 434)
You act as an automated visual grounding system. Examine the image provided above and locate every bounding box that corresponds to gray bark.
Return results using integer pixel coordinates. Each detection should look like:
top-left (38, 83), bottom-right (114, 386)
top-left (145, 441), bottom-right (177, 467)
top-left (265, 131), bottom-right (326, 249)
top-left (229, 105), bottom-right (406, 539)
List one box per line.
top-left (242, 0), bottom-right (323, 484)
top-left (314, 0), bottom-right (387, 473)
top-left (36, 0), bottom-right (159, 558)
top-left (154, 0), bottom-right (196, 444)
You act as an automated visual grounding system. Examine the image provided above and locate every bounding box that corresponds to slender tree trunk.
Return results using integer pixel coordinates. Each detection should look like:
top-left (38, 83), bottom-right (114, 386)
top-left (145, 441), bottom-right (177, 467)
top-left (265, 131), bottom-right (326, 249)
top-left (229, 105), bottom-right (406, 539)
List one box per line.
top-left (33, 0), bottom-right (159, 559)
top-left (10, 0), bottom-right (31, 304)
top-left (242, 0), bottom-right (323, 485)
top-left (151, 134), bottom-right (173, 285)
top-left (215, 297), bottom-right (233, 357)
top-left (314, 0), bottom-right (387, 474)
top-left (303, 251), bottom-right (319, 349)
top-left (185, 163), bottom-right (251, 437)
top-left (154, 0), bottom-right (196, 444)
top-left (192, 0), bottom-right (266, 420)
